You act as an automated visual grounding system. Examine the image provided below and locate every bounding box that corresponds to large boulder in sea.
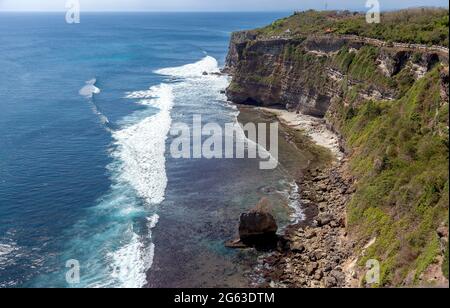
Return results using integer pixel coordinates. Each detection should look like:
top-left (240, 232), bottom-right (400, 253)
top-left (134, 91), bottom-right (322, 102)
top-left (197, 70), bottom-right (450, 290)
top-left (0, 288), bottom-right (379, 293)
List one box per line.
top-left (238, 198), bottom-right (278, 248)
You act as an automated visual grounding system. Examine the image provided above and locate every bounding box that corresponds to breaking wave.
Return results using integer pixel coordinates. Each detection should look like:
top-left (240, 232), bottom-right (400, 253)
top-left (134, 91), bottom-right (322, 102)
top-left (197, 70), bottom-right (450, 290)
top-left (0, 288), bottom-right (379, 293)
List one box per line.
top-left (155, 55), bottom-right (220, 78)
top-left (79, 78), bottom-right (101, 98)
top-left (115, 84), bottom-right (174, 205)
top-left (81, 57), bottom-right (216, 288)
top-left (79, 78), bottom-right (114, 130)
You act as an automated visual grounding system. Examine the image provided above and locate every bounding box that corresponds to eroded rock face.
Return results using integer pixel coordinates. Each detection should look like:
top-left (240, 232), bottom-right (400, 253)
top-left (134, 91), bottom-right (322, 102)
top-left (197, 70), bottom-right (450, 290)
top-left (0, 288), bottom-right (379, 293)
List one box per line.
top-left (225, 198), bottom-right (280, 249)
top-left (225, 37), bottom-right (338, 117)
top-left (222, 30), bottom-right (258, 75)
top-left (224, 33), bottom-right (447, 117)
top-left (239, 211), bottom-right (278, 241)
top-left (227, 198), bottom-right (279, 248)
top-left (376, 50), bottom-right (410, 77)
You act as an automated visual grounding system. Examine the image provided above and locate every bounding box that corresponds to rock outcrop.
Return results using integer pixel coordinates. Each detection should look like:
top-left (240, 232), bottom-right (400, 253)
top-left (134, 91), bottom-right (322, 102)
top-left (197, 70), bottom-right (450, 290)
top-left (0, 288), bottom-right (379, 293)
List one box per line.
top-left (224, 33), bottom-right (448, 117)
top-left (239, 211), bottom-right (277, 243)
top-left (227, 198), bottom-right (279, 249)
top-left (239, 199), bottom-right (278, 246)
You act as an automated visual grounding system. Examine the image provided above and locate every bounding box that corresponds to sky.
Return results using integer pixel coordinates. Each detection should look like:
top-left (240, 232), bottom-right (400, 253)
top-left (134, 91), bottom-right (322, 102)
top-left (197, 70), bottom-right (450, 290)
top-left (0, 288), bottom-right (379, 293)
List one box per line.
top-left (0, 0), bottom-right (448, 12)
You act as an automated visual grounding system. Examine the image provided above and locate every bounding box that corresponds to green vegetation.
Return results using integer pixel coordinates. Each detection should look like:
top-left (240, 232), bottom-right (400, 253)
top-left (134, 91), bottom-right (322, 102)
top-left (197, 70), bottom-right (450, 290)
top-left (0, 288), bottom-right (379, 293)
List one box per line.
top-left (257, 8), bottom-right (449, 47)
top-left (227, 81), bottom-right (244, 93)
top-left (282, 43), bottom-right (329, 89)
top-left (331, 66), bottom-right (449, 286)
top-left (332, 46), bottom-right (395, 90)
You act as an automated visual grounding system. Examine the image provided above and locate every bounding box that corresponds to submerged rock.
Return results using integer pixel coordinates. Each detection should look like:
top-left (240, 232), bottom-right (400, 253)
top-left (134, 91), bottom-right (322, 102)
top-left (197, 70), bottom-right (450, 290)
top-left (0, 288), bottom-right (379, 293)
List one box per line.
top-left (224, 239), bottom-right (248, 249)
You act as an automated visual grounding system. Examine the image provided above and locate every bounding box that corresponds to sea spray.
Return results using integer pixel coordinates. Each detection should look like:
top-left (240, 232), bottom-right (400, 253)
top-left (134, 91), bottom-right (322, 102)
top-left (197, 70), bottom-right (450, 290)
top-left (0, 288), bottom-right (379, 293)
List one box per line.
top-left (155, 56), bottom-right (220, 77)
top-left (79, 78), bottom-right (115, 131)
top-left (79, 79), bottom-right (101, 98)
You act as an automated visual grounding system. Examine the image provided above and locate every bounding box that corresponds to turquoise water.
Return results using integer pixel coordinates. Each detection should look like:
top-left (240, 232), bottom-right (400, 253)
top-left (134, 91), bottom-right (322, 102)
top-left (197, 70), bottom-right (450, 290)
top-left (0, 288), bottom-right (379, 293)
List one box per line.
top-left (0, 12), bottom-right (297, 288)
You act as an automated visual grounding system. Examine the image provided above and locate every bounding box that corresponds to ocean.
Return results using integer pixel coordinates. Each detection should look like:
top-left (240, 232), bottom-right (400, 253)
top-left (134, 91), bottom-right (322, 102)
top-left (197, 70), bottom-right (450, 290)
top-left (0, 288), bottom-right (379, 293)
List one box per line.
top-left (0, 12), bottom-right (304, 288)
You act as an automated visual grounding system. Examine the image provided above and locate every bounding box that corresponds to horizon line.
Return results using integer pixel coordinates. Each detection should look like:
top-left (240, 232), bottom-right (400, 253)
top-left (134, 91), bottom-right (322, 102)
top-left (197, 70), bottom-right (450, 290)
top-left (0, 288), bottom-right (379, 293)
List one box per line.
top-left (2, 10), bottom-right (294, 13)
top-left (1, 5), bottom-right (448, 13)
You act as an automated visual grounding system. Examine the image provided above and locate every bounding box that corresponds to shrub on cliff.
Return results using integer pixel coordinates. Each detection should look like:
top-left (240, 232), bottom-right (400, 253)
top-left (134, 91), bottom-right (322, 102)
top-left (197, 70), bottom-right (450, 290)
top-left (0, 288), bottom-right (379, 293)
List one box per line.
top-left (334, 66), bottom-right (449, 286)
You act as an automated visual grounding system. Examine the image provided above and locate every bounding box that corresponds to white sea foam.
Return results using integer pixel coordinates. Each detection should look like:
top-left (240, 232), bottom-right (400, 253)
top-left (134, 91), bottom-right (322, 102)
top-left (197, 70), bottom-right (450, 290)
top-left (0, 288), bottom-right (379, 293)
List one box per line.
top-left (230, 108), bottom-right (279, 167)
top-left (104, 58), bottom-right (221, 288)
top-left (78, 78), bottom-right (113, 131)
top-left (102, 57), bottom-right (226, 288)
top-left (124, 90), bottom-right (154, 99)
top-left (147, 214), bottom-right (160, 229)
top-left (99, 82), bottom-right (174, 288)
top-left (155, 55), bottom-right (220, 78)
top-left (0, 242), bottom-right (18, 267)
top-left (86, 78), bottom-right (97, 85)
top-left (113, 84), bottom-right (174, 205)
top-left (79, 78), bottom-right (101, 98)
top-left (108, 214), bottom-right (159, 288)
top-left (287, 182), bottom-right (305, 224)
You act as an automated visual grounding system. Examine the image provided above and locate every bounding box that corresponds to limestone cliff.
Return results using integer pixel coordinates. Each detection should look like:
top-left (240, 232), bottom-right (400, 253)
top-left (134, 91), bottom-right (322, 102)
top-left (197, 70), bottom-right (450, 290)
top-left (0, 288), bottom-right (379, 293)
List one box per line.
top-left (225, 10), bottom-right (449, 287)
top-left (225, 33), bottom-right (448, 117)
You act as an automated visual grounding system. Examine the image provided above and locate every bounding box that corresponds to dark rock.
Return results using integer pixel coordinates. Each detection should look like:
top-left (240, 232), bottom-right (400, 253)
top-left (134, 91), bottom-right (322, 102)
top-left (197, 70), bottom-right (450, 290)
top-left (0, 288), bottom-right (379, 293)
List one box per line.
top-left (290, 243), bottom-right (305, 253)
top-left (238, 198), bottom-right (278, 247)
top-left (314, 249), bottom-right (327, 260)
top-left (314, 270), bottom-right (323, 281)
top-left (330, 270), bottom-right (346, 285)
top-left (323, 264), bottom-right (333, 272)
top-left (277, 236), bottom-right (291, 252)
top-left (305, 230), bottom-right (317, 239)
top-left (437, 226), bottom-right (449, 239)
top-left (318, 183), bottom-right (328, 191)
top-left (316, 214), bottom-right (333, 227)
top-left (307, 262), bottom-right (318, 275)
top-left (324, 276), bottom-right (337, 288)
top-left (331, 256), bottom-right (341, 265)
top-left (330, 220), bottom-right (340, 228)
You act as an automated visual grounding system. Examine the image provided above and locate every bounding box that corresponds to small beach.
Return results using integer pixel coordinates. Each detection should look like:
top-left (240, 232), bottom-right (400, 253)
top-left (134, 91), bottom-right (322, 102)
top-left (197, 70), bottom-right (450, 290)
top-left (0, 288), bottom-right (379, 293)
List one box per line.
top-left (257, 107), bottom-right (343, 161)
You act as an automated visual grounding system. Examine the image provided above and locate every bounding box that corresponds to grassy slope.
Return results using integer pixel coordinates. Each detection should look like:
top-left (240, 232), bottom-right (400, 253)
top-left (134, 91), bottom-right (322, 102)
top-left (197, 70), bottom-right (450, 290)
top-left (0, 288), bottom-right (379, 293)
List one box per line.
top-left (256, 9), bottom-right (449, 47)
top-left (334, 66), bottom-right (449, 285)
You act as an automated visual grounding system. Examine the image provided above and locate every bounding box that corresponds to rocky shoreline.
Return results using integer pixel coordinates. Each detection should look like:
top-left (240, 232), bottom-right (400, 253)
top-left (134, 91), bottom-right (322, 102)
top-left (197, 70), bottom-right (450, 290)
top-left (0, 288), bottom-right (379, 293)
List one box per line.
top-left (238, 107), bottom-right (357, 288)
top-left (255, 160), bottom-right (356, 288)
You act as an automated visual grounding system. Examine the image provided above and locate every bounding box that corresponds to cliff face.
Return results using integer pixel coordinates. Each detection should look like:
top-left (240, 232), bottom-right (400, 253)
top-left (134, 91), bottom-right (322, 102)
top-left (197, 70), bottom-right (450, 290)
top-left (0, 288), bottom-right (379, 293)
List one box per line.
top-left (225, 13), bottom-right (450, 287)
top-left (225, 33), bottom-right (448, 117)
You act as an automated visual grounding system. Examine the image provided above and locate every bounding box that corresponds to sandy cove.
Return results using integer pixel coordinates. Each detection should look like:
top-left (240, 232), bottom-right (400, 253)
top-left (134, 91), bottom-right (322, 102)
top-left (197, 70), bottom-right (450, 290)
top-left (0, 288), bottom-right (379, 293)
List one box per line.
top-left (256, 107), bottom-right (343, 160)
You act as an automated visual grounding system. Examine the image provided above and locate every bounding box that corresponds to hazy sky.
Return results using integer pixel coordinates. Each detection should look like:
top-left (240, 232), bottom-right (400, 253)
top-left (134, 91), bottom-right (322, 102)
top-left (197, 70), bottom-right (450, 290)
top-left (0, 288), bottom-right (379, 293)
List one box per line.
top-left (0, 0), bottom-right (448, 12)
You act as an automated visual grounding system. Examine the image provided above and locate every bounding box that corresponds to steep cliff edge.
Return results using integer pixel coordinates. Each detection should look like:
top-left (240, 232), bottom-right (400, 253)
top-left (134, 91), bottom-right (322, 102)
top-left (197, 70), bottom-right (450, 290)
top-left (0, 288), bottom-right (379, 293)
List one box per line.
top-left (225, 31), bottom-right (448, 117)
top-left (226, 9), bottom-right (449, 287)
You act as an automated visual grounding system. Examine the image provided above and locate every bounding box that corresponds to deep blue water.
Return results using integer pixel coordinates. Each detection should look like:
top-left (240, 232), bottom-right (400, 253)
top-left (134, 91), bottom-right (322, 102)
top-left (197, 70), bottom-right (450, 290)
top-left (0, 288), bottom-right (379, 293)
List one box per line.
top-left (0, 12), bottom-right (294, 288)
